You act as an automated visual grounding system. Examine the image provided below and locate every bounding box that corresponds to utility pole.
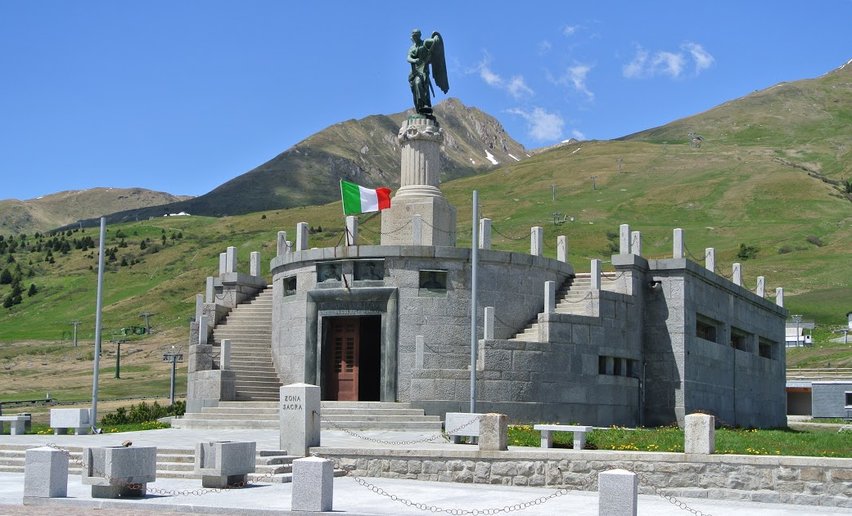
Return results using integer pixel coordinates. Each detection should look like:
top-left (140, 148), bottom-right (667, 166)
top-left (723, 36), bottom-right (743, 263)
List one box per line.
top-left (163, 345), bottom-right (184, 405)
top-left (139, 312), bottom-right (155, 335)
top-left (111, 338), bottom-right (125, 378)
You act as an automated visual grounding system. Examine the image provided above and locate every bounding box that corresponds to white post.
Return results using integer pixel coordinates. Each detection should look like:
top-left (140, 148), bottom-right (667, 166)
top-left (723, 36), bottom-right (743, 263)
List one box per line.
top-left (220, 339), bottom-right (231, 371)
top-left (530, 226), bottom-right (543, 256)
top-left (483, 306), bottom-right (495, 340)
top-left (250, 252), bottom-right (261, 277)
top-left (591, 259), bottom-right (602, 290)
top-left (544, 281), bottom-right (556, 314)
top-left (218, 252), bottom-right (227, 275)
top-left (198, 315), bottom-right (209, 345)
top-left (673, 228), bottom-right (684, 259)
top-left (277, 231), bottom-right (288, 257)
top-left (479, 218), bottom-right (492, 250)
top-left (345, 216), bottom-right (357, 246)
top-left (195, 294), bottom-right (203, 322)
top-left (630, 231), bottom-right (641, 256)
top-left (756, 276), bottom-right (765, 297)
top-left (205, 277), bottom-right (214, 304)
top-left (732, 263), bottom-right (742, 286)
top-left (775, 287), bottom-right (784, 307)
top-left (90, 217), bottom-right (106, 433)
top-left (705, 248), bottom-right (715, 272)
top-left (557, 235), bottom-right (568, 262)
top-left (226, 246), bottom-right (237, 273)
top-left (296, 222), bottom-right (309, 251)
top-left (619, 224), bottom-right (630, 254)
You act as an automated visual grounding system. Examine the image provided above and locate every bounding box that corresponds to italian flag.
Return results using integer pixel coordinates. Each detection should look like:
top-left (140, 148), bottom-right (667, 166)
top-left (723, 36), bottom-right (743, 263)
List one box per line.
top-left (340, 180), bottom-right (392, 215)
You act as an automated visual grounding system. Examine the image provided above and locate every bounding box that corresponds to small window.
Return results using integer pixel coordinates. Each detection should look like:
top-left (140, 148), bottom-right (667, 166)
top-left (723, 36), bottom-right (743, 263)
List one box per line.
top-left (355, 260), bottom-right (384, 281)
top-left (730, 327), bottom-right (750, 351)
top-left (598, 356), bottom-right (607, 375)
top-left (283, 276), bottom-right (297, 297)
top-left (758, 338), bottom-right (775, 359)
top-left (845, 392), bottom-right (852, 408)
top-left (613, 357), bottom-right (623, 376)
top-left (317, 262), bottom-right (341, 283)
top-left (696, 315), bottom-right (719, 343)
top-left (419, 270), bottom-right (447, 294)
top-left (627, 359), bottom-right (639, 378)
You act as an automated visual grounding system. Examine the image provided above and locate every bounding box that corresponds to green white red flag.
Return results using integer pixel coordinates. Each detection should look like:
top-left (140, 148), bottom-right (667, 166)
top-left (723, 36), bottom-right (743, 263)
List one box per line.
top-left (340, 180), bottom-right (391, 215)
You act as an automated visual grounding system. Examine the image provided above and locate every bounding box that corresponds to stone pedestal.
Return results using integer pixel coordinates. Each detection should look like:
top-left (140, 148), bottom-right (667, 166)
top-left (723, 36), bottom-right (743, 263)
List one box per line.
top-left (381, 116), bottom-right (456, 247)
top-left (598, 469), bottom-right (638, 516)
top-left (684, 413), bottom-right (715, 454)
top-left (292, 456), bottom-right (333, 512)
top-left (82, 446), bottom-right (157, 498)
top-left (478, 413), bottom-right (508, 451)
top-left (195, 440), bottom-right (256, 488)
top-left (280, 383), bottom-right (321, 457)
top-left (24, 447), bottom-right (68, 498)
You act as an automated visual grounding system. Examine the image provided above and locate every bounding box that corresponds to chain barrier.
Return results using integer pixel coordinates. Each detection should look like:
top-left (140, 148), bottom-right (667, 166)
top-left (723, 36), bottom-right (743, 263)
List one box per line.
top-left (490, 224), bottom-right (528, 241)
top-left (318, 412), bottom-right (481, 446)
top-left (652, 485), bottom-right (712, 516)
top-left (360, 218), bottom-right (412, 237)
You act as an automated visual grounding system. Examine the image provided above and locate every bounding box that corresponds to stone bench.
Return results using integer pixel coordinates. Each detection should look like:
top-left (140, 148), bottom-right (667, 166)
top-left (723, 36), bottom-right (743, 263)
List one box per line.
top-left (50, 408), bottom-right (90, 435)
top-left (0, 415), bottom-right (30, 435)
top-left (533, 424), bottom-right (594, 450)
top-left (444, 412), bottom-right (483, 444)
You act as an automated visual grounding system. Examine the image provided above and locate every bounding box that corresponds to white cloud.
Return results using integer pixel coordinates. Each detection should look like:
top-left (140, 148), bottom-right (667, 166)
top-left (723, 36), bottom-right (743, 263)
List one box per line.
top-left (623, 43), bottom-right (714, 79)
top-left (571, 129), bottom-right (586, 140)
top-left (563, 24), bottom-right (579, 36)
top-left (538, 40), bottom-right (552, 55)
top-left (567, 65), bottom-right (594, 99)
top-left (473, 53), bottom-right (533, 99)
top-left (507, 107), bottom-right (564, 141)
top-left (507, 75), bottom-right (534, 99)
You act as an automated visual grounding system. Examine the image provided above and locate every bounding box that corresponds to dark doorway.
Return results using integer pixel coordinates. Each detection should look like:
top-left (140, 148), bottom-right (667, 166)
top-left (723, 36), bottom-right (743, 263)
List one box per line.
top-left (323, 315), bottom-right (381, 401)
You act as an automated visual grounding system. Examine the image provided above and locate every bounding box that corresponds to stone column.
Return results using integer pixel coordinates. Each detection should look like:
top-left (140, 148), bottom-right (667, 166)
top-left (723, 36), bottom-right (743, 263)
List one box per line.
top-left (776, 287), bottom-right (784, 307)
top-left (479, 218), bottom-right (492, 250)
top-left (205, 278), bottom-right (214, 304)
top-left (756, 276), bottom-right (765, 297)
top-left (381, 116), bottom-right (456, 246)
top-left (557, 235), bottom-right (567, 262)
top-left (195, 294), bottom-right (204, 321)
top-left (250, 252), bottom-right (261, 277)
top-left (226, 247), bottom-right (237, 273)
top-left (544, 281), bottom-right (556, 314)
top-left (483, 306), bottom-right (495, 340)
top-left (705, 248), bottom-right (715, 272)
top-left (478, 413), bottom-right (507, 451)
top-left (673, 228), bottom-right (684, 259)
top-left (218, 253), bottom-right (227, 275)
top-left (198, 315), bottom-right (209, 345)
top-left (277, 231), bottom-right (288, 257)
top-left (530, 226), bottom-right (543, 256)
top-left (591, 259), bottom-right (602, 290)
top-left (732, 263), bottom-right (742, 286)
top-left (630, 231), bottom-right (641, 256)
top-left (296, 223), bottom-right (309, 251)
top-left (619, 224), bottom-right (630, 254)
top-left (345, 216), bottom-right (357, 246)
top-left (280, 383), bottom-right (321, 457)
top-left (684, 413), bottom-right (715, 454)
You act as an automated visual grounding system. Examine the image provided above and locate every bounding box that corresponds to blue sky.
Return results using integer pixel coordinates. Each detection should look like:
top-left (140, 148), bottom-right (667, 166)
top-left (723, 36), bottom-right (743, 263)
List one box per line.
top-left (1, 1), bottom-right (850, 201)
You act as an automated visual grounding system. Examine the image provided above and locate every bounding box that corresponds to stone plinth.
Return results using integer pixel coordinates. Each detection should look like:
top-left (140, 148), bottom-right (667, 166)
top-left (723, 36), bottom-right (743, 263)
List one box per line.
top-left (82, 446), bottom-right (157, 498)
top-left (195, 440), bottom-right (256, 488)
top-left (24, 447), bottom-right (68, 498)
top-left (292, 456), bottom-right (333, 512)
top-left (381, 116), bottom-right (456, 247)
top-left (280, 383), bottom-right (321, 457)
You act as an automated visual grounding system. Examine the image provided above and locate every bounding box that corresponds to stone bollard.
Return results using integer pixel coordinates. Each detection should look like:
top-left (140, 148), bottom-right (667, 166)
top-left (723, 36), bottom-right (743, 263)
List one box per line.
top-left (598, 469), bottom-right (638, 516)
top-left (280, 383), bottom-right (321, 456)
top-left (82, 446), bottom-right (157, 498)
top-left (195, 440), bottom-right (256, 488)
top-left (291, 456), bottom-right (333, 512)
top-left (479, 218), bottom-right (492, 250)
top-left (478, 413), bottom-right (507, 451)
top-left (530, 226), bottom-right (543, 256)
top-left (557, 235), bottom-right (568, 262)
top-left (24, 446), bottom-right (68, 498)
top-left (684, 413), bottom-right (715, 454)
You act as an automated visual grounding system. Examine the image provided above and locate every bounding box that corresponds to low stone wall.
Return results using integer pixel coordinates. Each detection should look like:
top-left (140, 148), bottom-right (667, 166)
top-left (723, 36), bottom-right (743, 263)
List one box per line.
top-left (317, 447), bottom-right (852, 508)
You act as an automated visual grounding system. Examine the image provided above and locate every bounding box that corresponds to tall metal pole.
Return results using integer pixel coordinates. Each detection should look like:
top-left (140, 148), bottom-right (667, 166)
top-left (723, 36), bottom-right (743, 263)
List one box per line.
top-left (470, 190), bottom-right (479, 413)
top-left (169, 357), bottom-right (177, 406)
top-left (90, 217), bottom-right (106, 430)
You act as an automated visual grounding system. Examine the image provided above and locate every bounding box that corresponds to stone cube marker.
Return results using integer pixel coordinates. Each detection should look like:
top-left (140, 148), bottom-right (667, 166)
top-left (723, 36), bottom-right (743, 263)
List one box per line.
top-left (598, 469), bottom-right (638, 516)
top-left (82, 446), bottom-right (157, 498)
top-left (50, 408), bottom-right (90, 435)
top-left (195, 440), bottom-right (256, 488)
top-left (280, 383), bottom-right (320, 456)
top-left (291, 456), bottom-right (333, 512)
top-left (24, 446), bottom-right (68, 498)
top-left (684, 413), bottom-right (715, 454)
top-left (478, 413), bottom-right (507, 451)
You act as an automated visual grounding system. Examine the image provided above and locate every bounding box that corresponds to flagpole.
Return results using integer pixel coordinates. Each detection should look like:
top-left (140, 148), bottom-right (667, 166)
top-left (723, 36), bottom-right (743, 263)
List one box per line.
top-left (470, 190), bottom-right (479, 413)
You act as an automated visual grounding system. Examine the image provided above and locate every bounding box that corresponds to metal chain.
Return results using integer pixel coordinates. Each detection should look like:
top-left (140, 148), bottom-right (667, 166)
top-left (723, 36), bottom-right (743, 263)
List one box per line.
top-left (490, 224), bottom-right (528, 241)
top-left (652, 485), bottom-right (712, 516)
top-left (360, 218), bottom-right (412, 236)
top-left (319, 413), bottom-right (481, 446)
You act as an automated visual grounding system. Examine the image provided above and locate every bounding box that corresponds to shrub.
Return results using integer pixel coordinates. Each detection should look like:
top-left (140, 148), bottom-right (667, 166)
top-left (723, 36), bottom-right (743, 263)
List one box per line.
top-left (777, 246), bottom-right (793, 255)
top-left (805, 235), bottom-right (825, 247)
top-left (736, 243), bottom-right (759, 260)
top-left (100, 400), bottom-right (186, 425)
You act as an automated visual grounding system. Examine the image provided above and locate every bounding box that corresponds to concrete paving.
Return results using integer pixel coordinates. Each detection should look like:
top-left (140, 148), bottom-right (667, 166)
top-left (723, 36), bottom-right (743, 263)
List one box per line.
top-left (1, 428), bottom-right (850, 515)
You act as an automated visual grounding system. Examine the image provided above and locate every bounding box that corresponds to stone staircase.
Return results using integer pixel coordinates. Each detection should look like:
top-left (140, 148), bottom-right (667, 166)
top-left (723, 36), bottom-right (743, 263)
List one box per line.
top-left (511, 273), bottom-right (617, 342)
top-left (172, 401), bottom-right (443, 432)
top-left (211, 286), bottom-right (281, 401)
top-left (0, 444), bottom-right (341, 484)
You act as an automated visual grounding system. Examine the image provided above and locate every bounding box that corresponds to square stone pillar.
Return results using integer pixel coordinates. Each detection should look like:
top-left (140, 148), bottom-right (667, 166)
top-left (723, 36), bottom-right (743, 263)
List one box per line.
top-left (619, 224), bottom-right (630, 254)
top-left (705, 248), bottom-right (715, 272)
top-left (684, 413), bottom-right (715, 454)
top-left (296, 222), bottom-right (309, 251)
top-left (277, 231), bottom-right (288, 257)
top-left (478, 413), bottom-right (507, 451)
top-left (218, 252), bottom-right (227, 275)
top-left (483, 306), bottom-right (495, 340)
top-left (756, 276), bottom-right (765, 297)
top-left (226, 246), bottom-right (237, 273)
top-left (292, 457), bottom-right (333, 512)
top-left (776, 287), bottom-right (784, 307)
top-left (250, 252), bottom-right (261, 277)
top-left (24, 446), bottom-right (68, 498)
top-left (205, 277), bottom-right (214, 304)
top-left (544, 281), bottom-right (556, 314)
top-left (673, 228), bottom-right (684, 259)
top-left (345, 216), bottom-right (358, 246)
top-left (591, 259), bottom-right (602, 290)
top-left (530, 226), bottom-right (543, 256)
top-left (598, 469), bottom-right (638, 516)
top-left (732, 263), bottom-right (742, 286)
top-left (280, 383), bottom-right (321, 456)
top-left (557, 235), bottom-right (568, 262)
top-left (630, 231), bottom-right (641, 256)
top-left (479, 218), bottom-right (492, 250)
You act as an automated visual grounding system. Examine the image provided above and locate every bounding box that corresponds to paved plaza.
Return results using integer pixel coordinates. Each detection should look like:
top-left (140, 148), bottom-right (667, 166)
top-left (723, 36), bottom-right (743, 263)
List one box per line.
top-left (1, 427), bottom-right (850, 515)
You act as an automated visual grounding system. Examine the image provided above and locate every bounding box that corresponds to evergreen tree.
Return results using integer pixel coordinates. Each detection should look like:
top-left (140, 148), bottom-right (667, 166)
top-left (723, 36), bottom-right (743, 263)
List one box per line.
top-left (27, 283), bottom-right (37, 297)
top-left (0, 269), bottom-right (11, 284)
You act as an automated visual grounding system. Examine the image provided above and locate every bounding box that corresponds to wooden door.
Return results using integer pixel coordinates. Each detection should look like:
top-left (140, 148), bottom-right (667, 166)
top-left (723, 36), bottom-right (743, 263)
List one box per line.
top-left (327, 317), bottom-right (360, 401)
